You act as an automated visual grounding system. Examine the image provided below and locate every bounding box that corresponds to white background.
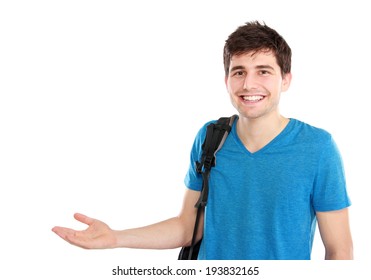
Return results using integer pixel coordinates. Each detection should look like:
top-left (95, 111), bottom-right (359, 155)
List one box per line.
top-left (1, 0), bottom-right (370, 279)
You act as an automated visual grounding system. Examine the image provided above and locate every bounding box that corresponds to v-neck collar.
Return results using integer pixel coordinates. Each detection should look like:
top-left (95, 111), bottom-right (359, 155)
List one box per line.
top-left (231, 117), bottom-right (294, 156)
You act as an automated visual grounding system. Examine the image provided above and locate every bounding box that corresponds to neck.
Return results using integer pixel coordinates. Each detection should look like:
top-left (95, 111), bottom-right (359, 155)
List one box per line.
top-left (236, 113), bottom-right (289, 153)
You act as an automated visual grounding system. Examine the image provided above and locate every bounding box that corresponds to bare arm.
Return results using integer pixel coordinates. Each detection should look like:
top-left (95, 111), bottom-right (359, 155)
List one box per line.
top-left (316, 208), bottom-right (353, 260)
top-left (52, 189), bottom-right (202, 250)
top-left (115, 189), bottom-right (203, 249)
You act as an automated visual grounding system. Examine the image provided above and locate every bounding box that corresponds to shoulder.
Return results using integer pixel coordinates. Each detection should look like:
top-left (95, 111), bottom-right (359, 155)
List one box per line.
top-left (190, 118), bottom-right (219, 152)
top-left (194, 116), bottom-right (234, 141)
top-left (289, 118), bottom-right (333, 144)
top-left (191, 116), bottom-right (236, 151)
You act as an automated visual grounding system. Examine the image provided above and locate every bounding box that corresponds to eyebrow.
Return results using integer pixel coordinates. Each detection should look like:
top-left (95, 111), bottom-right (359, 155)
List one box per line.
top-left (229, 64), bottom-right (275, 73)
top-left (229, 65), bottom-right (245, 72)
top-left (256, 65), bottom-right (275, 71)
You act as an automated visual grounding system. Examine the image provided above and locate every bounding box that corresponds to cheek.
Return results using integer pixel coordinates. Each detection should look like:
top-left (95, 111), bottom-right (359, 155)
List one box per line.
top-left (226, 79), bottom-right (243, 93)
top-left (265, 79), bottom-right (282, 93)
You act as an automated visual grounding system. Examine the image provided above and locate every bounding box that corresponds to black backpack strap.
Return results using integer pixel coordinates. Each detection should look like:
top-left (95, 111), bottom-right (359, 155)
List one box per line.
top-left (186, 115), bottom-right (237, 260)
top-left (195, 115), bottom-right (237, 208)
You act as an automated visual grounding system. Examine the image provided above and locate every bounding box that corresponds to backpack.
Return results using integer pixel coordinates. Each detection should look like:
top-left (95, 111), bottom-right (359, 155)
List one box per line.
top-left (178, 115), bottom-right (237, 260)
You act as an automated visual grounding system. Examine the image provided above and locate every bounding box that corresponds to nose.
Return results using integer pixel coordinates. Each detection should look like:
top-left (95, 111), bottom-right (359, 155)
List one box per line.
top-left (243, 74), bottom-right (258, 91)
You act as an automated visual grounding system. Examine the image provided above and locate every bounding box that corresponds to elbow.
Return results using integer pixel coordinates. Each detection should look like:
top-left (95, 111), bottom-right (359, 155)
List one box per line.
top-left (325, 244), bottom-right (353, 260)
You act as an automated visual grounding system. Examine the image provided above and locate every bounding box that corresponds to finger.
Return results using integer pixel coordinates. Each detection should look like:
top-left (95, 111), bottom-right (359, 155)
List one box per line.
top-left (52, 226), bottom-right (91, 248)
top-left (73, 213), bottom-right (95, 226)
top-left (51, 226), bottom-right (76, 240)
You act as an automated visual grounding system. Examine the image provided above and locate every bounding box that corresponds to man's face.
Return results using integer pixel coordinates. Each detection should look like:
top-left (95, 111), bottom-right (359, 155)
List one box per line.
top-left (225, 51), bottom-right (291, 120)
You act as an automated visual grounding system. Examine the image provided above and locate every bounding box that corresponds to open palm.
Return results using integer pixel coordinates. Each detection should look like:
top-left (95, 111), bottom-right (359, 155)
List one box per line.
top-left (52, 213), bottom-right (117, 249)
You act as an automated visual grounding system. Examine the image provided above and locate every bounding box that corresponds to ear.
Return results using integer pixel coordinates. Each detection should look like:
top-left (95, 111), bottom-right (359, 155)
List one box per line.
top-left (224, 75), bottom-right (229, 88)
top-left (281, 72), bottom-right (292, 92)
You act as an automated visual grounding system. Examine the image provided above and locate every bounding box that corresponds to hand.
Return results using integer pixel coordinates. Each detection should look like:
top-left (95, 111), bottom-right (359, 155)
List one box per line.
top-left (52, 213), bottom-right (117, 249)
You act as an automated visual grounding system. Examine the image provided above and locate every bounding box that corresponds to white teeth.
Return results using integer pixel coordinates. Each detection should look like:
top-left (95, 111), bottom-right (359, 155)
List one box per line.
top-left (242, 95), bottom-right (264, 101)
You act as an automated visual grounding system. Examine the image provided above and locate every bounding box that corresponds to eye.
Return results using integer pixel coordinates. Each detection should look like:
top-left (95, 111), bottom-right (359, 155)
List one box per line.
top-left (258, 69), bottom-right (271, 76)
top-left (232, 71), bottom-right (245, 77)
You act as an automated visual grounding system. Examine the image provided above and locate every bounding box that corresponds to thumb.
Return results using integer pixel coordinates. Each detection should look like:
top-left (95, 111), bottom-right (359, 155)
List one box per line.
top-left (74, 213), bottom-right (95, 226)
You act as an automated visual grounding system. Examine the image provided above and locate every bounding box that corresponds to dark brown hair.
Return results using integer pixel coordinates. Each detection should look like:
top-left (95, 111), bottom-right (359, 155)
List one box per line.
top-left (223, 21), bottom-right (292, 76)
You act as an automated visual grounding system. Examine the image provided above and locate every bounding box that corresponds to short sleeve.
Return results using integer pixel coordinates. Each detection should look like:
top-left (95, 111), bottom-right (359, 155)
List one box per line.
top-left (183, 122), bottom-right (210, 191)
top-left (312, 135), bottom-right (351, 212)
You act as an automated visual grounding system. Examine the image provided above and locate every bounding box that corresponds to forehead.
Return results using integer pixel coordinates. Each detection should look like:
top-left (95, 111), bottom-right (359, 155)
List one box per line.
top-left (230, 51), bottom-right (279, 68)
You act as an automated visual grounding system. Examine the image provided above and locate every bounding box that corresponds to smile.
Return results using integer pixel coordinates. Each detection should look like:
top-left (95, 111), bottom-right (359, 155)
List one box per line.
top-left (241, 95), bottom-right (265, 102)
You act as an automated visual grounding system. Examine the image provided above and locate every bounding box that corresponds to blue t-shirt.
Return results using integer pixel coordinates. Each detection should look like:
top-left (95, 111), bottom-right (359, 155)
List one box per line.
top-left (184, 117), bottom-right (351, 260)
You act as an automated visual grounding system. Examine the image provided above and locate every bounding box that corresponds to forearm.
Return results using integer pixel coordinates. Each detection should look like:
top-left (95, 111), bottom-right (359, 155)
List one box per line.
top-left (113, 216), bottom-right (190, 250)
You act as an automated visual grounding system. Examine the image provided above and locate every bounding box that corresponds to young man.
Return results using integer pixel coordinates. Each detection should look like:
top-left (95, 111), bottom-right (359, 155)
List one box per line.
top-left (52, 21), bottom-right (353, 260)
